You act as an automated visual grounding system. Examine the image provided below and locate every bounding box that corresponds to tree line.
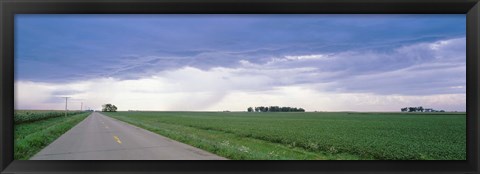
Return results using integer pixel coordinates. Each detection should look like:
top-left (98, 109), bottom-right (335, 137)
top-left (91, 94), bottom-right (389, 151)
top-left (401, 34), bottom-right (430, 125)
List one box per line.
top-left (400, 106), bottom-right (445, 112)
top-left (248, 106), bottom-right (305, 112)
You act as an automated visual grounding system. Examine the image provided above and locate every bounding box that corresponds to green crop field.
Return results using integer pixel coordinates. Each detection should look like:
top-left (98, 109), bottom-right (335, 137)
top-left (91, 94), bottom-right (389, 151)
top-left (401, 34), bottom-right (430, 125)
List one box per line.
top-left (15, 110), bottom-right (86, 124)
top-left (14, 110), bottom-right (90, 160)
top-left (103, 111), bottom-right (466, 160)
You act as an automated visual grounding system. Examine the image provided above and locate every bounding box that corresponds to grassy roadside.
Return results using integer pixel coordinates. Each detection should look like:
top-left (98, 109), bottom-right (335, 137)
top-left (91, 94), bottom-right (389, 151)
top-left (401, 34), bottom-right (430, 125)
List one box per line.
top-left (103, 112), bottom-right (369, 160)
top-left (14, 112), bottom-right (91, 160)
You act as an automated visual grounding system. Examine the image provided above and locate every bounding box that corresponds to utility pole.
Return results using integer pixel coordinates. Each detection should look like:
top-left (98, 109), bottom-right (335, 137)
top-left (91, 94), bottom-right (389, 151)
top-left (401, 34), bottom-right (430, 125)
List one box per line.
top-left (64, 97), bottom-right (70, 117)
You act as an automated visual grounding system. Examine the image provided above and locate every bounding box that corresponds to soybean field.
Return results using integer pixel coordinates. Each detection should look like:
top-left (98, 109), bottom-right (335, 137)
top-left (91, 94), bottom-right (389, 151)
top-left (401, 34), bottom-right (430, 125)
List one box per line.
top-left (103, 111), bottom-right (466, 160)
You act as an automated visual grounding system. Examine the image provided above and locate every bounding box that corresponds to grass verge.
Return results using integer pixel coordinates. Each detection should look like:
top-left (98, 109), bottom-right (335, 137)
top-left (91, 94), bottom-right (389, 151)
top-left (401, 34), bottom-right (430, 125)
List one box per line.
top-left (14, 112), bottom-right (90, 160)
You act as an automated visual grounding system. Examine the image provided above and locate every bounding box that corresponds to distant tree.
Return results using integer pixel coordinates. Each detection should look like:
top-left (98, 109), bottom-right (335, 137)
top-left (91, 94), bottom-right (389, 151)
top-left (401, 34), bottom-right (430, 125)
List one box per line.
top-left (254, 107), bottom-right (259, 112)
top-left (408, 107), bottom-right (416, 112)
top-left (258, 106), bottom-right (264, 112)
top-left (247, 107), bottom-right (253, 112)
top-left (401, 107), bottom-right (408, 112)
top-left (111, 105), bottom-right (118, 112)
top-left (269, 106), bottom-right (281, 112)
top-left (417, 106), bottom-right (424, 112)
top-left (268, 106), bottom-right (273, 112)
top-left (102, 104), bottom-right (118, 112)
top-left (102, 104), bottom-right (111, 112)
top-left (268, 106), bottom-right (281, 112)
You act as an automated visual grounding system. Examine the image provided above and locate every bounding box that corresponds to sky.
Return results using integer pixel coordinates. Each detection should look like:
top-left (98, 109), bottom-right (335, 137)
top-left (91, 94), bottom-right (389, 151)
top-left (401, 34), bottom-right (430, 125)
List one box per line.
top-left (14, 14), bottom-right (466, 111)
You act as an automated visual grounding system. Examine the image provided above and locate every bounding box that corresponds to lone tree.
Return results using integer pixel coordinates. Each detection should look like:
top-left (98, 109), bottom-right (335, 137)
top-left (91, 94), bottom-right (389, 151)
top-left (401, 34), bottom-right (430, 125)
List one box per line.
top-left (247, 107), bottom-right (254, 112)
top-left (102, 104), bottom-right (118, 112)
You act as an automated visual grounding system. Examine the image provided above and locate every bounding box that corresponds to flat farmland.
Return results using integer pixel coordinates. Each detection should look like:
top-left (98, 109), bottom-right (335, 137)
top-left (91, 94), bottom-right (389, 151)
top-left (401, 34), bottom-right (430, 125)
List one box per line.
top-left (103, 111), bottom-right (466, 160)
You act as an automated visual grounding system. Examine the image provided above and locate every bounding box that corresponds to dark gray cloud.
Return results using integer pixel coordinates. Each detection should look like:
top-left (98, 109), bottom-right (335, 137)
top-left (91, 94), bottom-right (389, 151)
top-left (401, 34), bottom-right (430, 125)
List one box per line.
top-left (16, 14), bottom-right (465, 84)
top-left (227, 37), bottom-right (466, 96)
top-left (49, 36), bottom-right (463, 98)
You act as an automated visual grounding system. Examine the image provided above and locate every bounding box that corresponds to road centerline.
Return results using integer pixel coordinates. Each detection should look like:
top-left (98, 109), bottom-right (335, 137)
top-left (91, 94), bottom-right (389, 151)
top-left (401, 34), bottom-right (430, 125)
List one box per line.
top-left (113, 135), bottom-right (122, 144)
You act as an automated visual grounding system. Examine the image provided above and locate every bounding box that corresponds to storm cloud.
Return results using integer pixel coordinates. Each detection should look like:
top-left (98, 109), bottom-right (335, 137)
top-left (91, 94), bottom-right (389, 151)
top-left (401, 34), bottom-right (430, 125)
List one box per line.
top-left (14, 14), bottom-right (466, 111)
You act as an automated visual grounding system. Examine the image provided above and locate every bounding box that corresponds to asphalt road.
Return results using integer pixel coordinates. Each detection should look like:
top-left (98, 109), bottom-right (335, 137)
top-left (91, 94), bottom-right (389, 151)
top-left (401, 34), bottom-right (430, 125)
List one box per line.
top-left (31, 112), bottom-right (226, 160)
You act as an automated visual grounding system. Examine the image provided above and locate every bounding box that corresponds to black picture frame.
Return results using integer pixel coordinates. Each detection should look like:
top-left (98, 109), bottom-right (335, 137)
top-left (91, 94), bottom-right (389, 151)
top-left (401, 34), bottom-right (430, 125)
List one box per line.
top-left (1, 0), bottom-right (479, 173)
